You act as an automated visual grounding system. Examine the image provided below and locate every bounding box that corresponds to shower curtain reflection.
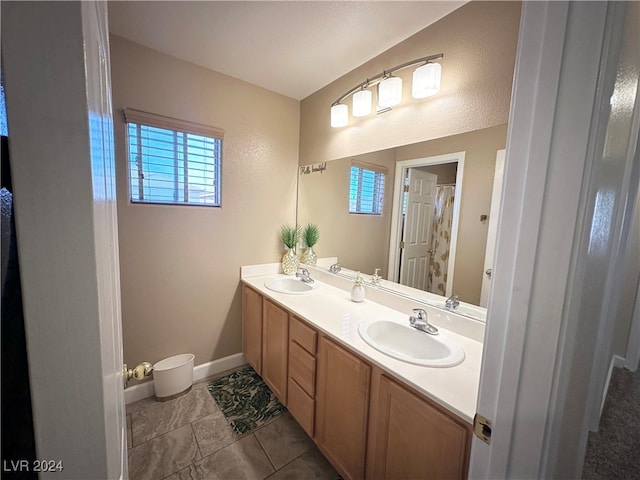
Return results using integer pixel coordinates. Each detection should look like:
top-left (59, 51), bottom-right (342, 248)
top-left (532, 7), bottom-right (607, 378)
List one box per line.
top-left (427, 184), bottom-right (455, 295)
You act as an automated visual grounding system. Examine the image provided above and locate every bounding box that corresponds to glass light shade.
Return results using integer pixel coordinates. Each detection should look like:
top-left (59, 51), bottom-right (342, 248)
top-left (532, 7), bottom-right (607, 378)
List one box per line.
top-left (412, 62), bottom-right (441, 99)
top-left (377, 76), bottom-right (403, 109)
top-left (330, 103), bottom-right (348, 128)
top-left (352, 89), bottom-right (372, 117)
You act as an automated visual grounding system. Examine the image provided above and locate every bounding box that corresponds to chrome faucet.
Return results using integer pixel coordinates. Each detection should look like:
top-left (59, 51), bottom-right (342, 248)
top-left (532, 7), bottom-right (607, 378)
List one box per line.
top-left (409, 308), bottom-right (439, 335)
top-left (329, 263), bottom-right (342, 273)
top-left (296, 268), bottom-right (314, 284)
top-left (445, 294), bottom-right (460, 310)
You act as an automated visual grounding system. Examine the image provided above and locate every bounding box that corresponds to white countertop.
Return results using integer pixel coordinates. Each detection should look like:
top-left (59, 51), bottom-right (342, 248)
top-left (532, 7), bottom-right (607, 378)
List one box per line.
top-left (241, 266), bottom-right (484, 424)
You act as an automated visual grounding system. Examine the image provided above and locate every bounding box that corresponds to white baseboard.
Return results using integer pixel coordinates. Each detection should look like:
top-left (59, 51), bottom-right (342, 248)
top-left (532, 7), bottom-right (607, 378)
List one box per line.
top-left (598, 354), bottom-right (626, 422)
top-left (124, 352), bottom-right (246, 405)
top-left (193, 353), bottom-right (246, 382)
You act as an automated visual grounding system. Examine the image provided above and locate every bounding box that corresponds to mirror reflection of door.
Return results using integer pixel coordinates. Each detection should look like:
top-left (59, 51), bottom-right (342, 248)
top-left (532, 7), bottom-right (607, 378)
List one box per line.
top-left (399, 169), bottom-right (437, 289)
top-left (480, 149), bottom-right (506, 307)
top-left (397, 161), bottom-right (458, 295)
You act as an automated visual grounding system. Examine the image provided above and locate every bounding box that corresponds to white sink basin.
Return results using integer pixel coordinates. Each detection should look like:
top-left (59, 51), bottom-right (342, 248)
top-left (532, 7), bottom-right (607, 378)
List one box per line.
top-left (264, 276), bottom-right (319, 295)
top-left (358, 319), bottom-right (464, 367)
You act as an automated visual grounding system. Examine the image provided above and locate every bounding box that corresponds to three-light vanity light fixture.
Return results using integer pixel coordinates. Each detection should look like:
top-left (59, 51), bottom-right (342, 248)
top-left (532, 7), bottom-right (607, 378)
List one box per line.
top-left (330, 53), bottom-right (443, 128)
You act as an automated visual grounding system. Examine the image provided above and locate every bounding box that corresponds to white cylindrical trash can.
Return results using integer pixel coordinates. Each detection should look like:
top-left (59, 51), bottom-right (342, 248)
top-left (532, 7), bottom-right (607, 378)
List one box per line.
top-left (153, 353), bottom-right (195, 401)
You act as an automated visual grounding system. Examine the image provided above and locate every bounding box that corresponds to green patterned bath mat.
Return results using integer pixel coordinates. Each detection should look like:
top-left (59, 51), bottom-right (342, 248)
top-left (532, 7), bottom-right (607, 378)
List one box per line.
top-left (207, 365), bottom-right (286, 435)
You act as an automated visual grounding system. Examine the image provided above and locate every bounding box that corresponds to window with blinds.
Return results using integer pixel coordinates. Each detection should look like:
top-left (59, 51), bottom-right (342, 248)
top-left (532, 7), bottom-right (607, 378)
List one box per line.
top-left (349, 161), bottom-right (386, 215)
top-left (124, 109), bottom-right (223, 206)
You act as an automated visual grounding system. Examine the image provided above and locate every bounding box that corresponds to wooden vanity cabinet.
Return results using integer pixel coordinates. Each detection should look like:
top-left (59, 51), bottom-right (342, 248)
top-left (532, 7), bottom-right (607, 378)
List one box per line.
top-left (315, 335), bottom-right (371, 480)
top-left (261, 298), bottom-right (289, 403)
top-left (242, 283), bottom-right (471, 479)
top-left (366, 368), bottom-right (472, 480)
top-left (241, 285), bottom-right (262, 374)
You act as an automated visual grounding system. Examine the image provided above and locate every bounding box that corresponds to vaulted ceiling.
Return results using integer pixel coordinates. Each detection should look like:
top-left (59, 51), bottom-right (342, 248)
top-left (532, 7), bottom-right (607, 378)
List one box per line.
top-left (108, 1), bottom-right (466, 100)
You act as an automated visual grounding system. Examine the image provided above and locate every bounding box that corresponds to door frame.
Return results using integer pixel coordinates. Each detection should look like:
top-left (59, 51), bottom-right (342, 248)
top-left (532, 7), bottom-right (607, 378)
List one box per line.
top-left (470, 1), bottom-right (638, 478)
top-left (388, 151), bottom-right (465, 298)
top-left (479, 149), bottom-right (506, 307)
top-left (471, 2), bottom-right (602, 477)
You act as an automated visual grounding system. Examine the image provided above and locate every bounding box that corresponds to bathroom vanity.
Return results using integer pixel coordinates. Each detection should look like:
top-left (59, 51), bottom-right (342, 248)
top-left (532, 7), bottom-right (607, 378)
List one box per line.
top-left (241, 263), bottom-right (484, 480)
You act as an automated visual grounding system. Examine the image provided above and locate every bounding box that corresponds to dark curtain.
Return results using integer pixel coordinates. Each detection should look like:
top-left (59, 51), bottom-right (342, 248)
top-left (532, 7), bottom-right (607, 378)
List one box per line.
top-left (2, 135), bottom-right (37, 479)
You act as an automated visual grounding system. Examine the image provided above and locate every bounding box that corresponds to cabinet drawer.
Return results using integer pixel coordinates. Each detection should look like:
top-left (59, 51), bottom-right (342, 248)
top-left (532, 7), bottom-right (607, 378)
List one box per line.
top-left (290, 316), bottom-right (317, 355)
top-left (288, 377), bottom-right (315, 438)
top-left (289, 340), bottom-right (316, 396)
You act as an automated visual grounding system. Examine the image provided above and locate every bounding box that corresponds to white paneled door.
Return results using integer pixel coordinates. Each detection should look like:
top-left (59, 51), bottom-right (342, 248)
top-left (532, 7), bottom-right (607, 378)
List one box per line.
top-left (3, 2), bottom-right (127, 478)
top-left (400, 169), bottom-right (437, 290)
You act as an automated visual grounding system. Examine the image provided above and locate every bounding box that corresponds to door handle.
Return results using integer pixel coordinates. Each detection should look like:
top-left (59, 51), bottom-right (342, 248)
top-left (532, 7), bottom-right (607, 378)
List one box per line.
top-left (123, 362), bottom-right (153, 389)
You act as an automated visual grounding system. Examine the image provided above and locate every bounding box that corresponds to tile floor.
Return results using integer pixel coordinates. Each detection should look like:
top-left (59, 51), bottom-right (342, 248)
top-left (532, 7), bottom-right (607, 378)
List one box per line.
top-left (126, 367), bottom-right (339, 480)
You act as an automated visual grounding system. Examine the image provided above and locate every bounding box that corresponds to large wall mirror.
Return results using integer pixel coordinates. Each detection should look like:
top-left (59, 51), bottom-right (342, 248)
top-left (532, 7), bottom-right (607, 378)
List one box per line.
top-left (297, 124), bottom-right (507, 314)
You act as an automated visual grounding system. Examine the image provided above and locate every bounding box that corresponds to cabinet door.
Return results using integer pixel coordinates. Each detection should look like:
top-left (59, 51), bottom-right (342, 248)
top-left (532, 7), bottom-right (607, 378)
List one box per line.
top-left (262, 299), bottom-right (289, 403)
top-left (316, 336), bottom-right (371, 480)
top-left (242, 285), bottom-right (262, 374)
top-left (369, 374), bottom-right (471, 480)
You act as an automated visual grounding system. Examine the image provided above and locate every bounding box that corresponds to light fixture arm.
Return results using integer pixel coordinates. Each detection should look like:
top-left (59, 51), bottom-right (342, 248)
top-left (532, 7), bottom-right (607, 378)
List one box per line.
top-left (330, 53), bottom-right (443, 106)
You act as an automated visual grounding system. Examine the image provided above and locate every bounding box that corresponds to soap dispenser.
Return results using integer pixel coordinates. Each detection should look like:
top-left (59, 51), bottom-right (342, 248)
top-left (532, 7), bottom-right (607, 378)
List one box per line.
top-left (351, 272), bottom-right (365, 302)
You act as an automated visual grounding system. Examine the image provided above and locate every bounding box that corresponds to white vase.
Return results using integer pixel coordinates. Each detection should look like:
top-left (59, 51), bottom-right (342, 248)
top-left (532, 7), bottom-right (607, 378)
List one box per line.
top-left (351, 284), bottom-right (365, 302)
top-left (300, 246), bottom-right (317, 266)
top-left (282, 248), bottom-right (299, 275)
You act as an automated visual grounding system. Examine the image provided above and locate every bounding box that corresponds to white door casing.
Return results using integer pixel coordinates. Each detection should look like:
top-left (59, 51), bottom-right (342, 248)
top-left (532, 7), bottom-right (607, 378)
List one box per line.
top-left (479, 149), bottom-right (506, 307)
top-left (582, 0), bottom-right (640, 435)
top-left (388, 151), bottom-right (464, 298)
top-left (400, 169), bottom-right (437, 290)
top-left (470, 2), bottom-right (604, 477)
top-left (3, 2), bottom-right (127, 478)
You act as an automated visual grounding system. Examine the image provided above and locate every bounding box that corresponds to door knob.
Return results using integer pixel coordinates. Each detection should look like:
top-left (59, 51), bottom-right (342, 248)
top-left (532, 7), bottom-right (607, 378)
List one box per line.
top-left (123, 362), bottom-right (153, 389)
top-left (485, 269), bottom-right (492, 277)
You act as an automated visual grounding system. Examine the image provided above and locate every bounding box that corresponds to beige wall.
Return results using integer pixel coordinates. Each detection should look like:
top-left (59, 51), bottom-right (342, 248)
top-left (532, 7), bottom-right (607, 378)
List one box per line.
top-left (110, 36), bottom-right (300, 367)
top-left (418, 163), bottom-right (458, 184)
top-left (299, 1), bottom-right (521, 165)
top-left (297, 150), bottom-right (396, 277)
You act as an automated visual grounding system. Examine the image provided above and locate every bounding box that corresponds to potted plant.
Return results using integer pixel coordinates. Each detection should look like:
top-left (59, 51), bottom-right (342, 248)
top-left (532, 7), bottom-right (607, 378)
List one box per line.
top-left (280, 224), bottom-right (301, 275)
top-left (300, 223), bottom-right (320, 266)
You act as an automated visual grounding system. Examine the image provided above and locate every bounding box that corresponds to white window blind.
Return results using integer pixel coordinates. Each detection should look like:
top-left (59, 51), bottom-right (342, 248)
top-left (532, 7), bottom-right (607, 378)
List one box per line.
top-left (349, 160), bottom-right (387, 215)
top-left (124, 108), bottom-right (223, 206)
